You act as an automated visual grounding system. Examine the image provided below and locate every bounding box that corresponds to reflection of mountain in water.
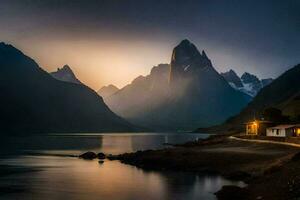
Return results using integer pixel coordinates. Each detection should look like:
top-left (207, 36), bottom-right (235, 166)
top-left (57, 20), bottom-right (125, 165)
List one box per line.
top-left (130, 135), bottom-right (165, 151)
top-left (101, 135), bottom-right (133, 154)
top-left (100, 134), bottom-right (167, 154)
top-left (0, 136), bottom-right (102, 156)
top-left (0, 134), bottom-right (209, 156)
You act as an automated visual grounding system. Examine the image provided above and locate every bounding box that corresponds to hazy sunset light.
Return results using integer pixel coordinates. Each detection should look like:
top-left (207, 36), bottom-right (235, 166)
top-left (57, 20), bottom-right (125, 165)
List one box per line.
top-left (1, 1), bottom-right (300, 200)
top-left (1, 0), bottom-right (298, 90)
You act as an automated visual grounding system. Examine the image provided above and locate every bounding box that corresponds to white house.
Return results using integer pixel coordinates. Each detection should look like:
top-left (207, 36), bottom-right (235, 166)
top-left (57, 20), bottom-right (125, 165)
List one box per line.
top-left (266, 125), bottom-right (298, 137)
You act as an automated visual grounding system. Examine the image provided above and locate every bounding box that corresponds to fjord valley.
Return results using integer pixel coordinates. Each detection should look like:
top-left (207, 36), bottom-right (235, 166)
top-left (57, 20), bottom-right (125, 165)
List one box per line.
top-left (0, 1), bottom-right (299, 200)
top-left (0, 40), bottom-right (299, 200)
top-left (0, 39), bottom-right (273, 134)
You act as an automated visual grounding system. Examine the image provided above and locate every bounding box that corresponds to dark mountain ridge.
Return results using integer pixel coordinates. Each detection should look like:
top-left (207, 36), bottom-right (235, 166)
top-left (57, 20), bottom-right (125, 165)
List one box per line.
top-left (0, 42), bottom-right (136, 134)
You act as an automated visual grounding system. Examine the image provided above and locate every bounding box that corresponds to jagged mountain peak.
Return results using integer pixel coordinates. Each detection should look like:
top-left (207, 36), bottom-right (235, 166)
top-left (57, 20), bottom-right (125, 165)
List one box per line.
top-left (50, 64), bottom-right (81, 84)
top-left (61, 64), bottom-right (72, 71)
top-left (55, 65), bottom-right (74, 75)
top-left (172, 39), bottom-right (201, 62)
top-left (241, 72), bottom-right (260, 84)
top-left (0, 42), bottom-right (14, 49)
top-left (223, 69), bottom-right (238, 76)
top-left (178, 39), bottom-right (193, 46)
top-left (169, 40), bottom-right (214, 86)
top-left (221, 69), bottom-right (243, 88)
top-left (229, 69), bottom-right (236, 73)
top-left (221, 70), bottom-right (273, 97)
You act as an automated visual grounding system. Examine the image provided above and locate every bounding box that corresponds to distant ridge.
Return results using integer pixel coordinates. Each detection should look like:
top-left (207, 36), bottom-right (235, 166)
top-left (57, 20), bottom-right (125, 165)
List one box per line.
top-left (97, 84), bottom-right (119, 99)
top-left (221, 70), bottom-right (273, 97)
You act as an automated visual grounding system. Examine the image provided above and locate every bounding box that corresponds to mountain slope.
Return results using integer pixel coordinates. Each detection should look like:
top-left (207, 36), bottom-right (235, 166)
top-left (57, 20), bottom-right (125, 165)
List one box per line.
top-left (97, 84), bottom-right (119, 99)
top-left (165, 40), bottom-right (251, 130)
top-left (225, 64), bottom-right (300, 126)
top-left (0, 42), bottom-right (136, 134)
top-left (106, 40), bottom-right (251, 131)
top-left (50, 65), bottom-right (82, 84)
top-left (220, 70), bottom-right (243, 88)
top-left (106, 64), bottom-right (170, 122)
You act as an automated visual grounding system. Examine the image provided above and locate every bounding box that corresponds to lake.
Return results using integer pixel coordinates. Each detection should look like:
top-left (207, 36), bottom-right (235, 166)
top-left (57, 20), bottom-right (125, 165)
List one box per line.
top-left (0, 133), bottom-right (245, 200)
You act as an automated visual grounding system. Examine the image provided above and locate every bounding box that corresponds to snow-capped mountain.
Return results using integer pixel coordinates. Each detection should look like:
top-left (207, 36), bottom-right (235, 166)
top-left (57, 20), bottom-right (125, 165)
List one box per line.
top-left (221, 70), bottom-right (273, 97)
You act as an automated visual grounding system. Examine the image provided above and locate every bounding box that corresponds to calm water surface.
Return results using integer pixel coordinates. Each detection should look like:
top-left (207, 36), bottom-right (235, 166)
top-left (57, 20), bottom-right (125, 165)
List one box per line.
top-left (0, 133), bottom-right (245, 200)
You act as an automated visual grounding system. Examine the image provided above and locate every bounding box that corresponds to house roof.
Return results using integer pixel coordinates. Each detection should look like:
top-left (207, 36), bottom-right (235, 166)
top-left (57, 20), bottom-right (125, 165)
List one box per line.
top-left (268, 125), bottom-right (297, 129)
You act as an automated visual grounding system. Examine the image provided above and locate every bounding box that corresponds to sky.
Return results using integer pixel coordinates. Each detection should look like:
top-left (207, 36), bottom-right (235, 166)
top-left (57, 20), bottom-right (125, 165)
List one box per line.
top-left (0, 0), bottom-right (299, 90)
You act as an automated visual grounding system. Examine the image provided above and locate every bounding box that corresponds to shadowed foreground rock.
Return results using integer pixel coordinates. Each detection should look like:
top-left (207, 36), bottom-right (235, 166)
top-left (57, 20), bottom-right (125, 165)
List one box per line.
top-left (79, 152), bottom-right (97, 160)
top-left (97, 152), bottom-right (106, 159)
top-left (111, 136), bottom-right (300, 199)
top-left (215, 185), bottom-right (249, 200)
top-left (79, 152), bottom-right (107, 160)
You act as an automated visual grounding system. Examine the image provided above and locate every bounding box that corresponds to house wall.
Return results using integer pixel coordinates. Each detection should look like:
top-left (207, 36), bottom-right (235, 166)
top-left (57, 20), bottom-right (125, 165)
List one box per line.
top-left (258, 124), bottom-right (269, 136)
top-left (266, 128), bottom-right (286, 137)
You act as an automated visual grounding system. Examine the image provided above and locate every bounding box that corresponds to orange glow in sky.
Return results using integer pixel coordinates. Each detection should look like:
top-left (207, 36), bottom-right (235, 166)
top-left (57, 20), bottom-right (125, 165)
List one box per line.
top-left (10, 38), bottom-right (172, 90)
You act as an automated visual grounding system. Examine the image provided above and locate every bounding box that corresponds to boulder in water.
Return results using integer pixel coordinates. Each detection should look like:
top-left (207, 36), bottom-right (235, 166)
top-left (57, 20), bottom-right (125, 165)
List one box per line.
top-left (79, 152), bottom-right (97, 160)
top-left (97, 152), bottom-right (106, 159)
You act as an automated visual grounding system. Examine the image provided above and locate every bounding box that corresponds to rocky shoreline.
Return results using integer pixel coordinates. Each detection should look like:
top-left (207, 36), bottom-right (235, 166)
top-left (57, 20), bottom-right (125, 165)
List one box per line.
top-left (106, 134), bottom-right (300, 200)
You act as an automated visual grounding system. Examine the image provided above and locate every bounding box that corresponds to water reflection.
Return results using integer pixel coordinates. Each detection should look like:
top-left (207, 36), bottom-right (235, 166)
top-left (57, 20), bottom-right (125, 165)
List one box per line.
top-left (0, 133), bottom-right (245, 200)
top-left (0, 133), bottom-right (208, 156)
top-left (0, 156), bottom-right (244, 200)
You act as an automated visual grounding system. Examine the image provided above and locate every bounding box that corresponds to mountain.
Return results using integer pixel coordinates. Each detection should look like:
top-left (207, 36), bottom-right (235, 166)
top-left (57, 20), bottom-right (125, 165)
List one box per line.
top-left (105, 40), bottom-right (251, 131)
top-left (225, 64), bottom-right (300, 127)
top-left (97, 84), bottom-right (119, 99)
top-left (220, 70), bottom-right (243, 88)
top-left (0, 42), bottom-right (136, 134)
top-left (106, 64), bottom-right (170, 124)
top-left (261, 78), bottom-right (273, 87)
top-left (240, 72), bottom-right (262, 96)
top-left (221, 70), bottom-right (273, 97)
top-left (50, 65), bottom-right (82, 84)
